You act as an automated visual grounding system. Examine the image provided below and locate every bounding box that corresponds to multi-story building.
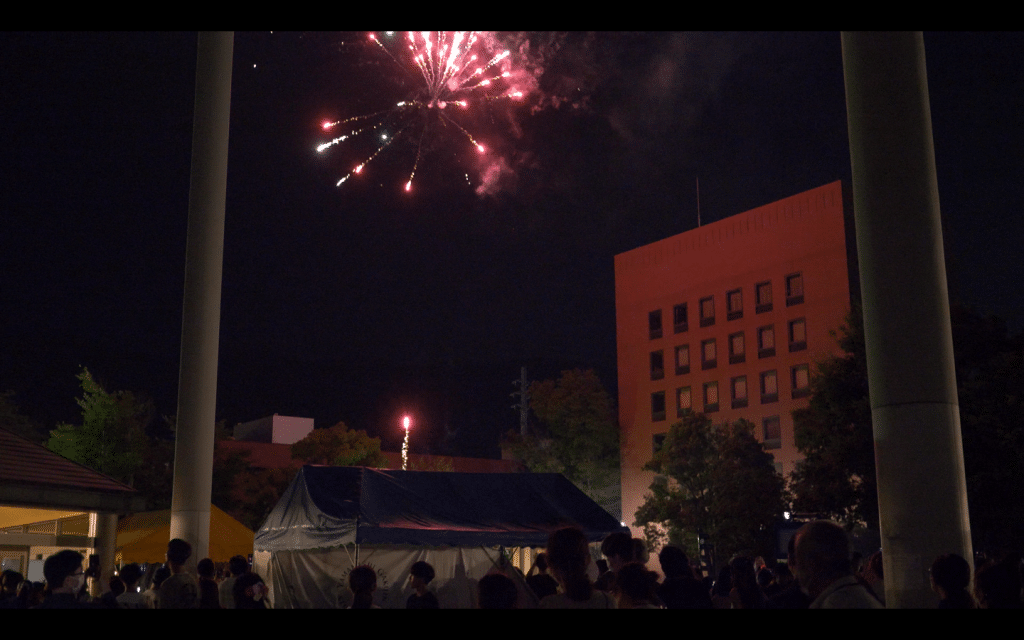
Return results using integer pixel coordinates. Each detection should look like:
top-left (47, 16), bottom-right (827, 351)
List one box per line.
top-left (614, 181), bottom-right (857, 534)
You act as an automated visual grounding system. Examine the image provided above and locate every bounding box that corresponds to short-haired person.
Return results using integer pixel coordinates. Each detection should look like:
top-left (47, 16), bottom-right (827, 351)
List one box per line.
top-left (116, 563), bottom-right (151, 609)
top-left (930, 553), bottom-right (975, 609)
top-left (600, 532), bottom-right (635, 574)
top-left (615, 562), bottom-right (661, 609)
top-left (159, 538), bottom-right (198, 609)
top-left (35, 550), bottom-right (95, 609)
top-left (348, 565), bottom-right (379, 609)
top-left (479, 573), bottom-right (519, 609)
top-left (794, 521), bottom-right (883, 609)
top-left (197, 557), bottom-right (220, 609)
top-left (220, 555), bottom-right (249, 609)
top-left (768, 533), bottom-right (811, 609)
top-left (406, 560), bottom-right (439, 609)
top-left (596, 531), bottom-right (635, 593)
top-left (656, 545), bottom-right (712, 609)
top-left (0, 570), bottom-right (24, 609)
top-left (540, 527), bottom-right (614, 609)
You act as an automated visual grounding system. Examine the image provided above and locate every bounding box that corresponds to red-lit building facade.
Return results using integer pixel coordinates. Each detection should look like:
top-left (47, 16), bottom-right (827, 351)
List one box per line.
top-left (614, 181), bottom-right (856, 534)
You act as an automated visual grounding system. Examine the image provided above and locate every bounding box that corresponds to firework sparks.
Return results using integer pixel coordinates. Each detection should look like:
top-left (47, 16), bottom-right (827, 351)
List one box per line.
top-left (402, 415), bottom-right (411, 470)
top-left (317, 31), bottom-right (528, 193)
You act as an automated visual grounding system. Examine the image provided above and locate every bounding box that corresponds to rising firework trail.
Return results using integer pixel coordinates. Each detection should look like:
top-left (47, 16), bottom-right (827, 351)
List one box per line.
top-left (316, 31), bottom-right (527, 193)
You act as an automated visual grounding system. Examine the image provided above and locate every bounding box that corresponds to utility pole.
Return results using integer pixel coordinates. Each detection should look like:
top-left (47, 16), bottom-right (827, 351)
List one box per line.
top-left (511, 366), bottom-right (529, 435)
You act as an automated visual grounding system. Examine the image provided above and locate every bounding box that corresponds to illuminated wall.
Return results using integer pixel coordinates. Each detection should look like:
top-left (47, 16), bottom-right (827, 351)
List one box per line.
top-left (614, 181), bottom-right (854, 537)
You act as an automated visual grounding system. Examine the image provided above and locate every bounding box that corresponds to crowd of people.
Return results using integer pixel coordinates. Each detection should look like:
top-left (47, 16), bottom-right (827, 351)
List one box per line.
top-left (2, 521), bottom-right (1021, 608)
top-left (0, 539), bottom-right (266, 609)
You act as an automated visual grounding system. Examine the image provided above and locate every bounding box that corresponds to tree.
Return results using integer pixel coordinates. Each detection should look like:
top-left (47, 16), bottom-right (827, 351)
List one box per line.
top-left (949, 307), bottom-right (1024, 553)
top-left (211, 419), bottom-right (250, 514)
top-left (789, 308), bottom-right (877, 530)
top-left (634, 412), bottom-right (785, 563)
top-left (230, 466), bottom-right (299, 531)
top-left (409, 455), bottom-right (455, 472)
top-left (790, 303), bottom-right (1024, 553)
top-left (501, 369), bottom-right (620, 514)
top-left (223, 421), bottom-right (388, 531)
top-left (289, 422), bottom-right (388, 467)
top-left (46, 367), bottom-right (153, 487)
top-left (0, 390), bottom-right (47, 444)
top-left (132, 421), bottom-right (175, 510)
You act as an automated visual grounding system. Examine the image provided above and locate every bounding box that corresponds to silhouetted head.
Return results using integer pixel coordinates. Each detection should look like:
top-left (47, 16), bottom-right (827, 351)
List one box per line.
top-left (658, 546), bottom-right (692, 579)
top-left (166, 538), bottom-right (192, 566)
top-left (478, 573), bottom-right (518, 609)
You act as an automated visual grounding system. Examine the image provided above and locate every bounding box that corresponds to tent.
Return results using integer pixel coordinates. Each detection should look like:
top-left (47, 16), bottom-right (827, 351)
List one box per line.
top-left (116, 504), bottom-right (254, 564)
top-left (253, 466), bottom-right (627, 608)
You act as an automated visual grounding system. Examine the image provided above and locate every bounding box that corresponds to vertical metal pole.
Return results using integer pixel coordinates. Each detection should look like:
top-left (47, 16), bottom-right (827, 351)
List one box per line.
top-left (170, 31), bottom-right (233, 564)
top-left (842, 31), bottom-right (972, 608)
top-left (519, 366), bottom-right (528, 436)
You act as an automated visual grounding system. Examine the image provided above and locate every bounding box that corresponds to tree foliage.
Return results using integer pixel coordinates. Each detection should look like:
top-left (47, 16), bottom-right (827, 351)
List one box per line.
top-left (950, 307), bottom-right (1024, 553)
top-left (409, 455), bottom-right (455, 472)
top-left (501, 369), bottom-right (620, 514)
top-left (790, 303), bottom-right (1024, 553)
top-left (46, 367), bottom-right (153, 487)
top-left (634, 412), bottom-right (785, 562)
top-left (790, 308), bottom-right (877, 530)
top-left (289, 421), bottom-right (388, 468)
top-left (229, 465), bottom-right (299, 531)
top-left (218, 422), bottom-right (388, 533)
top-left (0, 390), bottom-right (47, 444)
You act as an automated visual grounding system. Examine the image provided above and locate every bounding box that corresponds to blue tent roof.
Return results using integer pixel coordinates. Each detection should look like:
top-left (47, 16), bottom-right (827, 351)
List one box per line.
top-left (254, 466), bottom-right (626, 550)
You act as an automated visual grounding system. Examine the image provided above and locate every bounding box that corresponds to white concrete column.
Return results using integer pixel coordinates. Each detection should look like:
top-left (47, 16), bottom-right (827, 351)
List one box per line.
top-left (842, 31), bottom-right (972, 608)
top-left (170, 31), bottom-right (233, 565)
top-left (93, 512), bottom-right (119, 593)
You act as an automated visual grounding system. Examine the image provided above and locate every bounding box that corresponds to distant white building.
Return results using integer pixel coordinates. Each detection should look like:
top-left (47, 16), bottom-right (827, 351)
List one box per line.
top-left (234, 414), bottom-right (314, 445)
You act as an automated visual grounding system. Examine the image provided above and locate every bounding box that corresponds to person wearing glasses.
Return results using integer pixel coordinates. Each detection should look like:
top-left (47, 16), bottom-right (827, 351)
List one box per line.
top-left (35, 550), bottom-right (97, 609)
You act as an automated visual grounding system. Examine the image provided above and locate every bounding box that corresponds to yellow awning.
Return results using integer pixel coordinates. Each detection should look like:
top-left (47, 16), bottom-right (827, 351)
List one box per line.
top-left (116, 504), bottom-right (253, 563)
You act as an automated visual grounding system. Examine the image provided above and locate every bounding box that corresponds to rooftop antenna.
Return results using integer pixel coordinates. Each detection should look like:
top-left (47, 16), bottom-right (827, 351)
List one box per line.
top-left (697, 176), bottom-right (701, 227)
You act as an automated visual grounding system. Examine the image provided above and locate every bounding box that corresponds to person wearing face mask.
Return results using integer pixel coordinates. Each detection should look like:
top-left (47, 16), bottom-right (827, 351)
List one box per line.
top-left (35, 550), bottom-right (98, 609)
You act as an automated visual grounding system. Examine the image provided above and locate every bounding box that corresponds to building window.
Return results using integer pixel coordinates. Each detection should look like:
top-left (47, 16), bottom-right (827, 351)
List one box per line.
top-left (703, 381), bottom-right (719, 413)
top-left (726, 288), bottom-right (743, 321)
top-left (649, 310), bottom-right (663, 340)
top-left (755, 280), bottom-right (773, 314)
top-left (731, 375), bottom-right (748, 409)
top-left (673, 303), bottom-right (688, 334)
top-left (650, 350), bottom-right (664, 380)
top-left (676, 386), bottom-right (691, 417)
top-left (729, 331), bottom-right (745, 364)
top-left (701, 338), bottom-right (717, 370)
top-left (763, 415), bottom-right (781, 449)
top-left (760, 370), bottom-right (778, 404)
top-left (674, 344), bottom-right (690, 376)
top-left (788, 318), bottom-right (807, 352)
top-left (699, 296), bottom-right (715, 327)
top-left (792, 364), bottom-right (811, 399)
top-left (785, 272), bottom-right (804, 306)
top-left (757, 325), bottom-right (776, 359)
top-left (652, 391), bottom-right (666, 422)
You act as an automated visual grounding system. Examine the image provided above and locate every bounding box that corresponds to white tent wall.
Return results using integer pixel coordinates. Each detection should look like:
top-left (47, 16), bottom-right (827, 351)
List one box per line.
top-left (265, 545), bottom-right (525, 609)
top-left (252, 467), bottom-right (626, 608)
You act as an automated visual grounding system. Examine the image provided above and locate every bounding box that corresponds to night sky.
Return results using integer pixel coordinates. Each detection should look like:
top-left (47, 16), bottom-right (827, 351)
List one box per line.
top-left (2, 32), bottom-right (1021, 458)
